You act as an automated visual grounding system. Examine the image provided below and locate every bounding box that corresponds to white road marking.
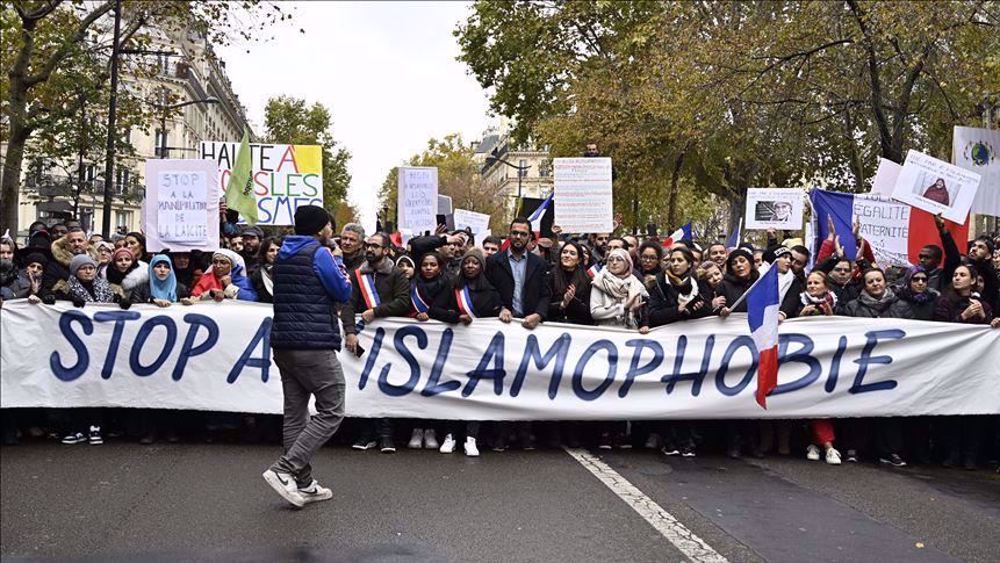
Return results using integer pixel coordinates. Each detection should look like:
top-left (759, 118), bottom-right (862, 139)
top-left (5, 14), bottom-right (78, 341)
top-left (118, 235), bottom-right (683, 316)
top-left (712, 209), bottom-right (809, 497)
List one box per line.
top-left (564, 447), bottom-right (728, 563)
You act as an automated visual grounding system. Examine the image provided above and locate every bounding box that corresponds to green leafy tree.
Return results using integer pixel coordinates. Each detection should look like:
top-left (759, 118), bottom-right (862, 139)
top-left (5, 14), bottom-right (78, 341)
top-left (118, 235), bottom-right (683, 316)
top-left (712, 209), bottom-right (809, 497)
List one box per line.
top-left (1, 0), bottom-right (289, 234)
top-left (262, 95), bottom-right (353, 219)
top-left (377, 133), bottom-right (507, 232)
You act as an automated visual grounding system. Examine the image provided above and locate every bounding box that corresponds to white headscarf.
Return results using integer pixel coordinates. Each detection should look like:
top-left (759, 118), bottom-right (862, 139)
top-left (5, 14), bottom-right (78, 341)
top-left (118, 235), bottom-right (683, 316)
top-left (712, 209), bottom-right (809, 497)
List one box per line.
top-left (212, 248), bottom-right (246, 275)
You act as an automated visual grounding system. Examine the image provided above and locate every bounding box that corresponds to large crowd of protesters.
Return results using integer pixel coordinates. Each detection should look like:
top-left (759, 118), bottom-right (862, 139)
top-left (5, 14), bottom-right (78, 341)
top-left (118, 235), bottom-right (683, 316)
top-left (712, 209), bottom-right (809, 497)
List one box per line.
top-left (2, 210), bottom-right (999, 472)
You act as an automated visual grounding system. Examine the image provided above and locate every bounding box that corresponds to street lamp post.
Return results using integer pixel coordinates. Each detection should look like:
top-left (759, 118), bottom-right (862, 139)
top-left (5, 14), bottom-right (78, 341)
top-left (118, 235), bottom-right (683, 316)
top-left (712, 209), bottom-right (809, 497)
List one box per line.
top-left (155, 97), bottom-right (220, 158)
top-left (100, 0), bottom-right (123, 239)
top-left (485, 148), bottom-right (530, 215)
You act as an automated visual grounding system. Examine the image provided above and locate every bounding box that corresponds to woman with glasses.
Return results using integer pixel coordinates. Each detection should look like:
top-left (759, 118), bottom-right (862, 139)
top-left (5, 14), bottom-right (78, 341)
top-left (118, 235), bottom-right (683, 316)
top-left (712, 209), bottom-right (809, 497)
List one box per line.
top-left (888, 267), bottom-right (939, 320)
top-left (634, 241), bottom-right (663, 288)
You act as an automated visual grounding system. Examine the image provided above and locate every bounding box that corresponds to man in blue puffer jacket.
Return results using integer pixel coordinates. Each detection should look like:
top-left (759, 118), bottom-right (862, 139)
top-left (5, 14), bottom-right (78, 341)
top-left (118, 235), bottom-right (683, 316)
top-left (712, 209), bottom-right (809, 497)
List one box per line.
top-left (263, 205), bottom-right (352, 508)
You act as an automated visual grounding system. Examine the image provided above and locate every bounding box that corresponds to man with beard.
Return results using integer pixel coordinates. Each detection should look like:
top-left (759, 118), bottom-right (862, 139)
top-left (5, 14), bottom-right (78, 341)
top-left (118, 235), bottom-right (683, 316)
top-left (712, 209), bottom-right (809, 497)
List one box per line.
top-left (967, 235), bottom-right (999, 310)
top-left (42, 227), bottom-right (95, 293)
top-left (264, 205), bottom-right (352, 508)
top-left (339, 223), bottom-right (366, 272)
top-left (590, 232), bottom-right (611, 265)
top-left (485, 217), bottom-right (552, 451)
top-left (341, 232), bottom-right (410, 453)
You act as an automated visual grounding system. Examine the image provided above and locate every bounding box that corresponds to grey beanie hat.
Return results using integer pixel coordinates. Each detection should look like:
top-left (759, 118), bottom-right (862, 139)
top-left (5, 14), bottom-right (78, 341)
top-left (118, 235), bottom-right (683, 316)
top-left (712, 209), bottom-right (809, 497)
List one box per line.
top-left (69, 254), bottom-right (97, 276)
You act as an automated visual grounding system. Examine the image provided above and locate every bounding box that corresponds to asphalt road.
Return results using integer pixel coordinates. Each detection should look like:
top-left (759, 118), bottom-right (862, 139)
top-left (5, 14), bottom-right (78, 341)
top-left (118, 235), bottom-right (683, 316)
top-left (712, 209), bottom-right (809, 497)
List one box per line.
top-left (2, 442), bottom-right (998, 562)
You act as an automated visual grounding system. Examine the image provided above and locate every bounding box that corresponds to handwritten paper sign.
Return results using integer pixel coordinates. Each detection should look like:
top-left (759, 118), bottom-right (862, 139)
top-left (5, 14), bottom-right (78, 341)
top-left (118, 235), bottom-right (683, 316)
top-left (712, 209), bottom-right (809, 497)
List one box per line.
top-left (200, 142), bottom-right (323, 226)
top-left (453, 209), bottom-right (491, 235)
top-left (143, 159), bottom-right (219, 252)
top-left (891, 149), bottom-right (981, 223)
top-left (553, 157), bottom-right (613, 233)
top-left (398, 166), bottom-right (439, 233)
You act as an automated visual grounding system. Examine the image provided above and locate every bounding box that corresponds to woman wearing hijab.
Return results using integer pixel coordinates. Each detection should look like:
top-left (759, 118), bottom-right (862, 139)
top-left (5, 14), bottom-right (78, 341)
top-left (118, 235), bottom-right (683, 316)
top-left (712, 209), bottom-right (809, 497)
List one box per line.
top-left (888, 267), bottom-right (939, 320)
top-left (184, 248), bottom-right (257, 303)
top-left (250, 237), bottom-right (282, 304)
top-left (129, 254), bottom-right (189, 306)
top-left (95, 241), bottom-right (114, 278)
top-left (437, 248), bottom-right (501, 457)
top-left (395, 255), bottom-right (416, 280)
top-left (590, 248), bottom-right (648, 329)
top-left (549, 241), bottom-right (594, 325)
top-left (589, 247), bottom-right (647, 449)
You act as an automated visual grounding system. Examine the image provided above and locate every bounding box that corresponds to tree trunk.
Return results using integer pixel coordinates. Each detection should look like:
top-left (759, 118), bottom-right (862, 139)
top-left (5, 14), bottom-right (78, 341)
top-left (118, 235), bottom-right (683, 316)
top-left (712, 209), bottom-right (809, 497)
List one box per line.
top-left (1, 15), bottom-right (37, 237)
top-left (666, 150), bottom-right (686, 228)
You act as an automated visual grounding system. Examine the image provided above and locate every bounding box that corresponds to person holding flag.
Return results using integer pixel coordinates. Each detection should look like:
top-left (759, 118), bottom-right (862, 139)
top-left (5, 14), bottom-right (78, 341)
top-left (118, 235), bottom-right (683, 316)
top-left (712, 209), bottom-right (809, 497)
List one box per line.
top-left (661, 223), bottom-right (693, 248)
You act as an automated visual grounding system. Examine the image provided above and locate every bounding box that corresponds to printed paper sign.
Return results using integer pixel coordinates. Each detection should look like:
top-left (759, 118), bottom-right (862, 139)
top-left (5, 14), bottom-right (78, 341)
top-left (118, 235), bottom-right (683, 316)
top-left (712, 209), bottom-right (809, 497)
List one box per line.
top-left (745, 188), bottom-right (804, 230)
top-left (200, 142), bottom-right (323, 226)
top-left (453, 209), bottom-right (491, 235)
top-left (398, 167), bottom-right (439, 233)
top-left (554, 157), bottom-right (613, 233)
top-left (143, 159), bottom-right (219, 252)
top-left (891, 149), bottom-right (981, 223)
top-left (869, 158), bottom-right (902, 197)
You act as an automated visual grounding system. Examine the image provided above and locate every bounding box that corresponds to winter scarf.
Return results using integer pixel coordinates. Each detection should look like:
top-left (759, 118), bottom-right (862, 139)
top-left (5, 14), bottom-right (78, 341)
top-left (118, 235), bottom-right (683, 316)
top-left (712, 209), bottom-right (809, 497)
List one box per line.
top-left (857, 287), bottom-right (897, 313)
top-left (897, 266), bottom-right (936, 304)
top-left (665, 268), bottom-right (699, 307)
top-left (67, 275), bottom-right (115, 303)
top-left (800, 290), bottom-right (838, 315)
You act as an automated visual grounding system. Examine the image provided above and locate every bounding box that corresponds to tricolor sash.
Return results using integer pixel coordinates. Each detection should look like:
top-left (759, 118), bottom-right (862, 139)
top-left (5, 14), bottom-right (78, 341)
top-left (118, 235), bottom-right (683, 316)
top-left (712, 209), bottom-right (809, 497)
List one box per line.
top-left (411, 285), bottom-right (430, 314)
top-left (355, 270), bottom-right (381, 309)
top-left (455, 285), bottom-right (478, 319)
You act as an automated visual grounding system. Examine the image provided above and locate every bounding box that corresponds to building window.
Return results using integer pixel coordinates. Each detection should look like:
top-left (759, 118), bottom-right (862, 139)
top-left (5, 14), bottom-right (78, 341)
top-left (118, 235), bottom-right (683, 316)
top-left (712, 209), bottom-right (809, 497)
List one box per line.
top-left (154, 129), bottom-right (167, 158)
top-left (518, 159), bottom-right (529, 178)
top-left (115, 167), bottom-right (131, 195)
top-left (116, 210), bottom-right (133, 229)
top-left (539, 159), bottom-right (552, 177)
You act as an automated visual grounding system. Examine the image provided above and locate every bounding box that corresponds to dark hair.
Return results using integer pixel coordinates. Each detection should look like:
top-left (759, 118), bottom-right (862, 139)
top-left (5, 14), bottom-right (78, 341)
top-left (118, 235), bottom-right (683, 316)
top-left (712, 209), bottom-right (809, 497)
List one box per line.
top-left (707, 241), bottom-right (726, 251)
top-left (372, 232), bottom-right (391, 248)
top-left (257, 236), bottom-right (283, 263)
top-left (482, 235), bottom-right (502, 247)
top-left (553, 241), bottom-right (590, 296)
top-left (669, 246), bottom-right (695, 267)
top-left (790, 245), bottom-right (811, 259)
top-left (66, 226), bottom-right (85, 234)
top-left (509, 217), bottom-right (531, 231)
top-left (419, 251), bottom-right (444, 274)
top-left (954, 261), bottom-right (979, 280)
top-left (638, 240), bottom-right (663, 260)
top-left (861, 266), bottom-right (885, 281)
top-left (609, 236), bottom-right (630, 250)
top-left (920, 244), bottom-right (943, 263)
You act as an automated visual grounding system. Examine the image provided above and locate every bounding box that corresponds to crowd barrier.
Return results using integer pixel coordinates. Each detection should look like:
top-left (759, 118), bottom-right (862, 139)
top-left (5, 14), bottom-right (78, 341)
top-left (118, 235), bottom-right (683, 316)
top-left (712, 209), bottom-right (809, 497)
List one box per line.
top-left (1, 300), bottom-right (998, 420)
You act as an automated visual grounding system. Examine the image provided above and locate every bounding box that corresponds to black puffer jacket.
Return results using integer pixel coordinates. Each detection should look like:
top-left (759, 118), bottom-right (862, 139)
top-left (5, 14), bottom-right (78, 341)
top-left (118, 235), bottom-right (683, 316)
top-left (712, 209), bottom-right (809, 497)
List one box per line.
top-left (645, 271), bottom-right (711, 327)
top-left (887, 288), bottom-right (939, 320)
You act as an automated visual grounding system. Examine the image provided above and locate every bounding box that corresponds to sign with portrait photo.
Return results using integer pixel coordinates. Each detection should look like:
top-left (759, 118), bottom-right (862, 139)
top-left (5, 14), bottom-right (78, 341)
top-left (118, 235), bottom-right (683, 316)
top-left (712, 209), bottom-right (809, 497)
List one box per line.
top-left (890, 150), bottom-right (981, 223)
top-left (744, 188), bottom-right (804, 230)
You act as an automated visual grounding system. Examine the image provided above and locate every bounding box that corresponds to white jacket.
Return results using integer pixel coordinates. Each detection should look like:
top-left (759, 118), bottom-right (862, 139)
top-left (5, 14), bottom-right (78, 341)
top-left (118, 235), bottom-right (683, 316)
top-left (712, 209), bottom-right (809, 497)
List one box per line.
top-left (589, 270), bottom-right (648, 328)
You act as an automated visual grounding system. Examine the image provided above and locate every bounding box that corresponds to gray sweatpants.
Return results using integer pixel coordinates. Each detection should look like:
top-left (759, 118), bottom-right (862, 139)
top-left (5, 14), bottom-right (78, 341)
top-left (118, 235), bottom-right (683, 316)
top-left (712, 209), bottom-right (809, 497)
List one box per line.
top-left (269, 348), bottom-right (345, 487)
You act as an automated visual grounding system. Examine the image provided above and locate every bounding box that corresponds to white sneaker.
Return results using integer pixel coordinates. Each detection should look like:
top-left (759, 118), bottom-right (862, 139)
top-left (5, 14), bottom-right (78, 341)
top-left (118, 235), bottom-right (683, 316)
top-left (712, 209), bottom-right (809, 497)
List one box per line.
top-left (408, 428), bottom-right (424, 449)
top-left (439, 434), bottom-right (456, 454)
top-left (825, 447), bottom-right (842, 465)
top-left (464, 436), bottom-right (480, 457)
top-left (88, 426), bottom-right (103, 445)
top-left (424, 429), bottom-right (439, 450)
top-left (262, 469), bottom-right (304, 508)
top-left (806, 444), bottom-right (821, 461)
top-left (298, 479), bottom-right (333, 504)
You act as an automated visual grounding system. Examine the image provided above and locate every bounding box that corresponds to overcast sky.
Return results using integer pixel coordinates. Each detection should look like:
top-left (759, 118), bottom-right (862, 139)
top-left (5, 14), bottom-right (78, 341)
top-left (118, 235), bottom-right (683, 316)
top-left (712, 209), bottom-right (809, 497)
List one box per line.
top-left (217, 1), bottom-right (491, 231)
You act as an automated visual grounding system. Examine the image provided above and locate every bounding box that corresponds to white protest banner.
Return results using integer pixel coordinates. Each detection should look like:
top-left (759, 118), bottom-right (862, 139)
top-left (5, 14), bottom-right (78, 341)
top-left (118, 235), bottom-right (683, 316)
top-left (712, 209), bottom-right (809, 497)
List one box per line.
top-left (891, 149), bottom-right (981, 223)
top-left (200, 141), bottom-right (323, 226)
top-left (869, 158), bottom-right (902, 197)
top-left (553, 157), bottom-right (613, 233)
top-left (453, 209), bottom-right (491, 235)
top-left (143, 159), bottom-right (219, 252)
top-left (953, 126), bottom-right (1000, 217)
top-left (397, 166), bottom-right (438, 233)
top-left (745, 188), bottom-right (804, 230)
top-left (3, 301), bottom-right (999, 419)
top-left (851, 194), bottom-right (911, 266)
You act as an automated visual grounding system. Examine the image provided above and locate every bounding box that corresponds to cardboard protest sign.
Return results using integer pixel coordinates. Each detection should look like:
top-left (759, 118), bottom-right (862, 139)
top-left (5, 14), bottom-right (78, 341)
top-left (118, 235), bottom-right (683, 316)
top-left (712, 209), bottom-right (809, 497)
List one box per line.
top-left (891, 149), bottom-right (981, 223)
top-left (200, 142), bottom-right (323, 226)
top-left (453, 209), bottom-right (491, 235)
top-left (953, 126), bottom-right (1000, 217)
top-left (869, 158), bottom-right (902, 196)
top-left (745, 188), bottom-right (804, 230)
top-left (143, 159), bottom-right (219, 252)
top-left (397, 166), bottom-right (439, 234)
top-left (553, 157), bottom-right (613, 233)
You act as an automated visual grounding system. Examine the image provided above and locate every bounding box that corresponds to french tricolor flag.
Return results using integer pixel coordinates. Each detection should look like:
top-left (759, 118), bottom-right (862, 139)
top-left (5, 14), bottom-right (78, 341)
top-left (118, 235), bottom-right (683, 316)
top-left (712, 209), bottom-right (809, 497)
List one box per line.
top-left (746, 264), bottom-right (780, 409)
top-left (527, 194), bottom-right (554, 235)
top-left (725, 219), bottom-right (742, 251)
top-left (661, 223), bottom-right (692, 248)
